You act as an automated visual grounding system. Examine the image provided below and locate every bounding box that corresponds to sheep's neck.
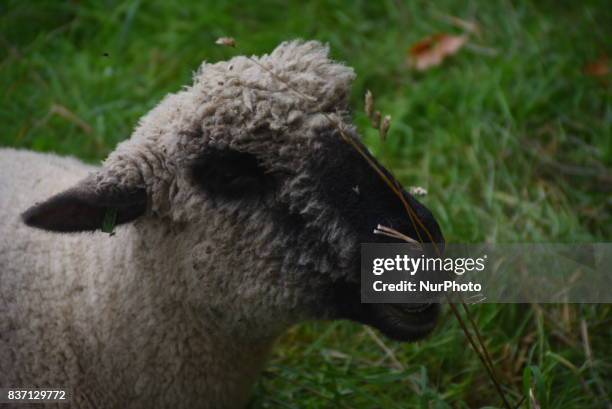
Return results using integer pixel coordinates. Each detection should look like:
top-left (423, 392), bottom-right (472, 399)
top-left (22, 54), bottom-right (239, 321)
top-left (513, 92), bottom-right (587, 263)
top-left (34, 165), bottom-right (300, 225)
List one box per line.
top-left (70, 223), bottom-right (275, 408)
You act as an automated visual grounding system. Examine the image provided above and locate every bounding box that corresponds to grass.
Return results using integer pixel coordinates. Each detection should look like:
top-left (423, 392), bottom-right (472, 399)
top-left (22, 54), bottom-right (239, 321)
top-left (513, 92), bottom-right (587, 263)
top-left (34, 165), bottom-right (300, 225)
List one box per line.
top-left (1, 0), bottom-right (610, 407)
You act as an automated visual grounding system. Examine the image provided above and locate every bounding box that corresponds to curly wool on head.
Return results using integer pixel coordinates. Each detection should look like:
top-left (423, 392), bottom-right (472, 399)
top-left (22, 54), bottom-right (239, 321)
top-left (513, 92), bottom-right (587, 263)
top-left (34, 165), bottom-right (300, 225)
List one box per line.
top-left (103, 41), bottom-right (356, 220)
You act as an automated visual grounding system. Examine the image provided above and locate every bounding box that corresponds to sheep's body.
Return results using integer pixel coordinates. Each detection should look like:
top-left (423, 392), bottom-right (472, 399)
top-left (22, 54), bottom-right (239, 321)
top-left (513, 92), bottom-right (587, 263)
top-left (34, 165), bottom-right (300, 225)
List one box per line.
top-left (0, 149), bottom-right (272, 408)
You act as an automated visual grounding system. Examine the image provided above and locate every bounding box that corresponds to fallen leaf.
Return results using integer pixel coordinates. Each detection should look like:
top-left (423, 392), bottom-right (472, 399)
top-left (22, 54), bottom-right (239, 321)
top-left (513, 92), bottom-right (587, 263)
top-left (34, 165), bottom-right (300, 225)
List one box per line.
top-left (583, 55), bottom-right (608, 77)
top-left (407, 34), bottom-right (467, 71)
top-left (215, 37), bottom-right (236, 47)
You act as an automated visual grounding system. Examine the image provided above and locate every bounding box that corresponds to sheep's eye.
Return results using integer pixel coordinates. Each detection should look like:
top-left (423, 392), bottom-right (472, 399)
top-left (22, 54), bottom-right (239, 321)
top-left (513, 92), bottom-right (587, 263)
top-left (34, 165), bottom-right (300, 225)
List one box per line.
top-left (190, 148), bottom-right (272, 199)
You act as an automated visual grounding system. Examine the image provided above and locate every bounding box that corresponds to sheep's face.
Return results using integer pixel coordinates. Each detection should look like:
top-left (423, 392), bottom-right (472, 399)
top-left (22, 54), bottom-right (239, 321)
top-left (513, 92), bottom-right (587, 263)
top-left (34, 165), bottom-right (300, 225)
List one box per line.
top-left (22, 41), bottom-right (444, 342)
top-left (175, 122), bottom-right (444, 342)
top-left (293, 128), bottom-right (444, 342)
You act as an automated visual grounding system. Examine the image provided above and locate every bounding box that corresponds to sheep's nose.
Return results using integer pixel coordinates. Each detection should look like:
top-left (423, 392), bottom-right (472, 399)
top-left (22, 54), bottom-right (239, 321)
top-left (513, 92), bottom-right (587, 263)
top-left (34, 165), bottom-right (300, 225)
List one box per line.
top-left (368, 188), bottom-right (443, 247)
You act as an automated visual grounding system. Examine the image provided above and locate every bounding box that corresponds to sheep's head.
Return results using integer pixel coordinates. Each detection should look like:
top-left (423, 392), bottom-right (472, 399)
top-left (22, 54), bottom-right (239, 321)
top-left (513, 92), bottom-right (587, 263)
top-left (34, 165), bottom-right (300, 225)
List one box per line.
top-left (23, 41), bottom-right (443, 342)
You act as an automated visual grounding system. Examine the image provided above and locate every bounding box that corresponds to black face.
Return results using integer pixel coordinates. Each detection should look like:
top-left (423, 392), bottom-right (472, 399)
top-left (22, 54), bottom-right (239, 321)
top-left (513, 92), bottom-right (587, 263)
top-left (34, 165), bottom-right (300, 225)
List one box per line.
top-left (188, 133), bottom-right (444, 342)
top-left (310, 131), bottom-right (443, 246)
top-left (309, 131), bottom-right (444, 342)
top-left (190, 148), bottom-right (277, 201)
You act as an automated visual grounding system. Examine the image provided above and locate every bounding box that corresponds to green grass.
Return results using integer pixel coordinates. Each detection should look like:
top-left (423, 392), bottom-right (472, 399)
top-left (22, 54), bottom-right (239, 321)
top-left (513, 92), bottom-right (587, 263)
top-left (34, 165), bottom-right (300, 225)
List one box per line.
top-left (1, 1), bottom-right (610, 408)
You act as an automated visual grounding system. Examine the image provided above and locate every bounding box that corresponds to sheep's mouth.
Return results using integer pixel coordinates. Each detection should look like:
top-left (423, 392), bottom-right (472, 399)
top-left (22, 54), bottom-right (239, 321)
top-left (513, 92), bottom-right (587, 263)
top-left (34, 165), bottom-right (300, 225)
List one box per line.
top-left (330, 281), bottom-right (439, 342)
top-left (364, 303), bottom-right (439, 342)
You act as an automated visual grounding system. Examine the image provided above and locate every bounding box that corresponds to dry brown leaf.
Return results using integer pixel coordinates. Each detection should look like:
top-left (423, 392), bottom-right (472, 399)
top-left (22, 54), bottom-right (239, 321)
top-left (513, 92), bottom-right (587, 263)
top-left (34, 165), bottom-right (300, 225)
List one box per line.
top-left (407, 34), bottom-right (467, 71)
top-left (583, 55), bottom-right (608, 77)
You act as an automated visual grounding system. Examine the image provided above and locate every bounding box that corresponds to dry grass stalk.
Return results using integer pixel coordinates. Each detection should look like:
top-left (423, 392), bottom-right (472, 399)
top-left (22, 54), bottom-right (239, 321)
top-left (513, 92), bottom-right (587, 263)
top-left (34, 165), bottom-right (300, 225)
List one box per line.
top-left (373, 224), bottom-right (421, 246)
top-left (529, 388), bottom-right (542, 409)
top-left (363, 90), bottom-right (391, 141)
top-left (48, 104), bottom-right (93, 135)
top-left (364, 326), bottom-right (405, 371)
top-left (433, 12), bottom-right (481, 36)
top-left (380, 115), bottom-right (391, 140)
top-left (580, 318), bottom-right (612, 409)
top-left (364, 89), bottom-right (374, 117)
top-left (371, 111), bottom-right (381, 129)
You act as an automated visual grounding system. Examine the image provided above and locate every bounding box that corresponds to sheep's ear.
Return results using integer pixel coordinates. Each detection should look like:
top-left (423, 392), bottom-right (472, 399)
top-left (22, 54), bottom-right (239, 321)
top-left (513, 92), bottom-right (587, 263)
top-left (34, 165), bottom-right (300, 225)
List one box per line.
top-left (21, 177), bottom-right (147, 233)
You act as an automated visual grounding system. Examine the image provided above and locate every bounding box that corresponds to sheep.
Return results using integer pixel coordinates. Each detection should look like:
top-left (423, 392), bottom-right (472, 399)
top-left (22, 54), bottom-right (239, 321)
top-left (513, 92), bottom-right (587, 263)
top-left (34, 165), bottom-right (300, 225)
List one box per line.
top-left (0, 40), bottom-right (444, 409)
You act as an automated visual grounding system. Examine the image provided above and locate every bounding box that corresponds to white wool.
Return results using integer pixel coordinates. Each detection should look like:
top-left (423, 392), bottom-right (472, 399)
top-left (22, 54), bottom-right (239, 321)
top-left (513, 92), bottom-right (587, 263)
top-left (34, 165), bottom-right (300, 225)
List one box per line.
top-left (0, 41), bottom-right (357, 409)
